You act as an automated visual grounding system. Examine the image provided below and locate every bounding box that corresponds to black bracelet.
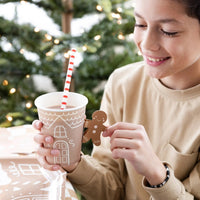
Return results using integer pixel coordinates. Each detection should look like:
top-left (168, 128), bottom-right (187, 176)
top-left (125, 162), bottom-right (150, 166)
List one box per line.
top-left (149, 164), bottom-right (170, 188)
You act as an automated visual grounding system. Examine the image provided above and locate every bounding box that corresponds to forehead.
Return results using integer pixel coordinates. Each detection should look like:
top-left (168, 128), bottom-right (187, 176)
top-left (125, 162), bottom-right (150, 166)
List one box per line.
top-left (134, 0), bottom-right (187, 21)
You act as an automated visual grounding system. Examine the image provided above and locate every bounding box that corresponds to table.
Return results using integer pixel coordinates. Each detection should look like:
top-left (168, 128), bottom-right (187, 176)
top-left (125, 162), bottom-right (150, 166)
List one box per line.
top-left (0, 125), bottom-right (79, 200)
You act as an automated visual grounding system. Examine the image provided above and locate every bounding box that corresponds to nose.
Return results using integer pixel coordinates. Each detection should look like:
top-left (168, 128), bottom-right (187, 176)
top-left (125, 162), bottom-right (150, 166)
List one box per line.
top-left (141, 29), bottom-right (160, 51)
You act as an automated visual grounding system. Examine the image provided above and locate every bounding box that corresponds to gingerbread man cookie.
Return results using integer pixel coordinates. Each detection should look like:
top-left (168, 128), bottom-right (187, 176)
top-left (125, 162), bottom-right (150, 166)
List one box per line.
top-left (83, 110), bottom-right (107, 146)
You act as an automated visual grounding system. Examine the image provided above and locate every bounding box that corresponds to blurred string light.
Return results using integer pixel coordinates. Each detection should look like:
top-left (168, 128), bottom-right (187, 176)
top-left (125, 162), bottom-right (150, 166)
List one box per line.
top-left (20, 0), bottom-right (27, 4)
top-left (46, 51), bottom-right (53, 56)
top-left (111, 12), bottom-right (122, 25)
top-left (20, 48), bottom-right (25, 54)
top-left (118, 33), bottom-right (125, 40)
top-left (26, 101), bottom-right (32, 109)
top-left (45, 34), bottom-right (52, 41)
top-left (117, 7), bottom-right (123, 13)
top-left (94, 35), bottom-right (101, 41)
top-left (6, 115), bottom-right (13, 122)
top-left (82, 45), bottom-right (87, 51)
top-left (54, 39), bottom-right (60, 44)
top-left (96, 5), bottom-right (103, 12)
top-left (2, 80), bottom-right (8, 86)
top-left (9, 88), bottom-right (16, 94)
top-left (34, 27), bottom-right (40, 33)
top-left (111, 12), bottom-right (121, 19)
top-left (64, 51), bottom-right (70, 59)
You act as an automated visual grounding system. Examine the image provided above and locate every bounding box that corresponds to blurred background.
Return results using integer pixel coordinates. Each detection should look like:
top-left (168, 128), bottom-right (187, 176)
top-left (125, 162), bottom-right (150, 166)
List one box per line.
top-left (0, 0), bottom-right (142, 151)
top-left (0, 0), bottom-right (143, 199)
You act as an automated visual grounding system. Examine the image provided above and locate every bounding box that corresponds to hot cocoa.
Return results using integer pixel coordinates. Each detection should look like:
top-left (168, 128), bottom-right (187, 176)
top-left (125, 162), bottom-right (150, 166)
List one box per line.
top-left (34, 92), bottom-right (88, 167)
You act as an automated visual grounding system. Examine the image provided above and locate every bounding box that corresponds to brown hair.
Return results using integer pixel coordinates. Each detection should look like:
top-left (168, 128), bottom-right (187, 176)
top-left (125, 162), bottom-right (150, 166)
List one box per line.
top-left (176, 0), bottom-right (200, 21)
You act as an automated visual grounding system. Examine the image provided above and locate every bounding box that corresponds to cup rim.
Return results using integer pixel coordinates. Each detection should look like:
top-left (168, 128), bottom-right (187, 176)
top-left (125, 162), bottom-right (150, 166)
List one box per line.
top-left (34, 91), bottom-right (88, 112)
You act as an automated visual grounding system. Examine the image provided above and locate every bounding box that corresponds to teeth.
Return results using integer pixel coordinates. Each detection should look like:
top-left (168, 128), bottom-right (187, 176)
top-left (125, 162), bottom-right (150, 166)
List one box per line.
top-left (147, 57), bottom-right (165, 62)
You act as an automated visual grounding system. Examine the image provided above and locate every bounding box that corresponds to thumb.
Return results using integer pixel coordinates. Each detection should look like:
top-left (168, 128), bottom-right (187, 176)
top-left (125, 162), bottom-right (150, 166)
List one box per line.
top-left (102, 127), bottom-right (112, 137)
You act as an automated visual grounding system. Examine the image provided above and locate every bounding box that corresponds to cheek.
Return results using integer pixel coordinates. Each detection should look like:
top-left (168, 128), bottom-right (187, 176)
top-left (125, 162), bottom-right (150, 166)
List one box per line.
top-left (161, 39), bottom-right (184, 58)
top-left (167, 42), bottom-right (192, 63)
top-left (133, 31), bottom-right (141, 47)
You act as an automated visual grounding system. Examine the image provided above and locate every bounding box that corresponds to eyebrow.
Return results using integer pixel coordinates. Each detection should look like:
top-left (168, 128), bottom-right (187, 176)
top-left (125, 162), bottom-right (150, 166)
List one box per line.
top-left (134, 11), bottom-right (181, 24)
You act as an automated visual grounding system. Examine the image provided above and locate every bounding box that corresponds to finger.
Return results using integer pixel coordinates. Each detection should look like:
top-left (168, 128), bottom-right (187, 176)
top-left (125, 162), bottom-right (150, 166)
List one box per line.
top-left (32, 120), bottom-right (43, 130)
top-left (37, 156), bottom-right (60, 171)
top-left (112, 148), bottom-right (137, 161)
top-left (103, 122), bottom-right (144, 137)
top-left (37, 146), bottom-right (60, 157)
top-left (110, 130), bottom-right (142, 142)
top-left (110, 137), bottom-right (141, 151)
top-left (34, 134), bottom-right (54, 145)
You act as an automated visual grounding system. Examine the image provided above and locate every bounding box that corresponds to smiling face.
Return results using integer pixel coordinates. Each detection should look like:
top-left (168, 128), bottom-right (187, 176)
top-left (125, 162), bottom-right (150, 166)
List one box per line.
top-left (133, 0), bottom-right (200, 89)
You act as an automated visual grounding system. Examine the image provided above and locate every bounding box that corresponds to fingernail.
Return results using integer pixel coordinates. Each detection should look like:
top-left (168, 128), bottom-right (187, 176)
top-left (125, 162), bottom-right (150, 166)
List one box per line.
top-left (52, 165), bottom-right (59, 170)
top-left (45, 136), bottom-right (52, 143)
top-left (51, 149), bottom-right (60, 156)
top-left (36, 121), bottom-right (41, 127)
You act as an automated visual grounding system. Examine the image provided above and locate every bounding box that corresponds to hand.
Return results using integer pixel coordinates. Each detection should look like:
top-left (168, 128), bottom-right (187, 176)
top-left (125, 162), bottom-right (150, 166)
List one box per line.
top-left (32, 120), bottom-right (79, 172)
top-left (102, 122), bottom-right (166, 186)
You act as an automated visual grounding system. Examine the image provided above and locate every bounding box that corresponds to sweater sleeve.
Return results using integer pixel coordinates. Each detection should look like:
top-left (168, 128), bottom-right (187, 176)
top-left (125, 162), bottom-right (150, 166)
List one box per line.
top-left (142, 160), bottom-right (200, 200)
top-left (67, 147), bottom-right (126, 200)
top-left (67, 73), bottom-right (127, 200)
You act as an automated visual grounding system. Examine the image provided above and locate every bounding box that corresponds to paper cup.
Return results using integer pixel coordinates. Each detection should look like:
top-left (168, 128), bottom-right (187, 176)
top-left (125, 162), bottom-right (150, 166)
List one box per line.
top-left (35, 92), bottom-right (88, 167)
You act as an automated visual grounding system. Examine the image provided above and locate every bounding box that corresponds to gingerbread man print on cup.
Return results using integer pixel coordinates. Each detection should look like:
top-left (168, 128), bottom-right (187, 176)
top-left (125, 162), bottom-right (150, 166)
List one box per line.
top-left (83, 110), bottom-right (107, 146)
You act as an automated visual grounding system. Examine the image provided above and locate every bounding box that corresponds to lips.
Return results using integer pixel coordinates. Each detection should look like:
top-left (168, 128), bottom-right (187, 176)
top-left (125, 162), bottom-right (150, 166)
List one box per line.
top-left (143, 55), bottom-right (170, 66)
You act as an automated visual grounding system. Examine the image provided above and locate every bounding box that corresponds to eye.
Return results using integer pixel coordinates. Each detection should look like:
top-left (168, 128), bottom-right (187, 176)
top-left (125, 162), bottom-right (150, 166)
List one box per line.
top-left (161, 29), bottom-right (178, 37)
top-left (134, 23), bottom-right (147, 28)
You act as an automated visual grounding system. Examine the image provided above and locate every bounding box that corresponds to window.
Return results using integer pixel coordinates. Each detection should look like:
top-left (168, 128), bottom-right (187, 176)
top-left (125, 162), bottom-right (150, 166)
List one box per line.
top-left (54, 126), bottom-right (67, 138)
top-left (18, 164), bottom-right (42, 175)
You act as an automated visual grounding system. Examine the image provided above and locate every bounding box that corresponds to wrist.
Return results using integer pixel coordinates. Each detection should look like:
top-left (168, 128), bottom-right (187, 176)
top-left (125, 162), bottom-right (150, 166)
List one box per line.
top-left (147, 164), bottom-right (170, 188)
top-left (146, 163), bottom-right (167, 186)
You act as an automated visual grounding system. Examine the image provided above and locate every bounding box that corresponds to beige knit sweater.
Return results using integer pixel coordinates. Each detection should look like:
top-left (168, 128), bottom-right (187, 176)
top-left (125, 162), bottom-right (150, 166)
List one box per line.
top-left (68, 61), bottom-right (200, 200)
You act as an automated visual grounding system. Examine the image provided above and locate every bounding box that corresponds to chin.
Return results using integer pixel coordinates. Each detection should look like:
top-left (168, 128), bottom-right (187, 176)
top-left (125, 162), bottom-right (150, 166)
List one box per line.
top-left (145, 68), bottom-right (165, 79)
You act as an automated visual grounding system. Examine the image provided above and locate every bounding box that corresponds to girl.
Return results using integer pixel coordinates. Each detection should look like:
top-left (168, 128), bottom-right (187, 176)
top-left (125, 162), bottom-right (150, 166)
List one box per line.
top-left (33, 0), bottom-right (200, 199)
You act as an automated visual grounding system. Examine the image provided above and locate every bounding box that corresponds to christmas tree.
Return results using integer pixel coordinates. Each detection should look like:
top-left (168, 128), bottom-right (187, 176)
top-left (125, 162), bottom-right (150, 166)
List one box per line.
top-left (0, 0), bottom-right (141, 128)
top-left (0, 1), bottom-right (142, 199)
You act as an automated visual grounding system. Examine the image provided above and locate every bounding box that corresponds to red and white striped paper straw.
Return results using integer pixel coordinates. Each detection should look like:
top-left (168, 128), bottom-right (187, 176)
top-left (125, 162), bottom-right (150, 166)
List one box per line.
top-left (61, 48), bottom-right (77, 110)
